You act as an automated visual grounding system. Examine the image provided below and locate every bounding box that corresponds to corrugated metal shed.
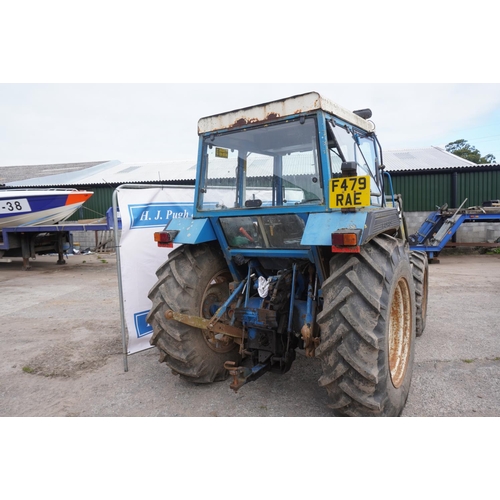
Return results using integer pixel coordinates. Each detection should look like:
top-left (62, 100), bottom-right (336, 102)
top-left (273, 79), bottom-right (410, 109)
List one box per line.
top-left (384, 146), bottom-right (478, 172)
top-left (0, 161), bottom-right (107, 185)
top-left (5, 160), bottom-right (197, 187)
top-left (388, 164), bottom-right (500, 211)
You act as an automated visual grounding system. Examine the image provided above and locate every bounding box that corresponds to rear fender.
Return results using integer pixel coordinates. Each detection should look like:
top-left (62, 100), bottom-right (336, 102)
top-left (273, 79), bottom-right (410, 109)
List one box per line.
top-left (166, 217), bottom-right (216, 244)
top-left (301, 208), bottom-right (400, 246)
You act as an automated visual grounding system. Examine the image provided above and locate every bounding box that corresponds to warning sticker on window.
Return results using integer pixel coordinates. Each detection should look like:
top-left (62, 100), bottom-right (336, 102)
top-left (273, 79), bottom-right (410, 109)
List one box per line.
top-left (215, 147), bottom-right (229, 159)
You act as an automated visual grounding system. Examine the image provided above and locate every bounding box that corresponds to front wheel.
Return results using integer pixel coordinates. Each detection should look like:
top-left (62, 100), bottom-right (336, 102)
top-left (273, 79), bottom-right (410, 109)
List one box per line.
top-left (316, 235), bottom-right (416, 417)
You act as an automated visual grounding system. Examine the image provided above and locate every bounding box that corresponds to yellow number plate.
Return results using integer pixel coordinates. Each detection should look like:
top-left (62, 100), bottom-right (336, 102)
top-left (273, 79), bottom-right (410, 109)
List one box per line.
top-left (329, 175), bottom-right (370, 209)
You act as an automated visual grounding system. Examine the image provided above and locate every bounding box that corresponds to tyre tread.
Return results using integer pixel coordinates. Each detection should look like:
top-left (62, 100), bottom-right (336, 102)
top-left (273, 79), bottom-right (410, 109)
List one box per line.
top-left (316, 234), bottom-right (416, 417)
top-left (146, 243), bottom-right (240, 384)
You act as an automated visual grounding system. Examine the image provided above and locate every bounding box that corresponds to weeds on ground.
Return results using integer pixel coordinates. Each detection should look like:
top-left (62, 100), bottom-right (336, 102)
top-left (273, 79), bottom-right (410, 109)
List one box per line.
top-left (462, 357), bottom-right (500, 363)
top-left (22, 366), bottom-right (34, 373)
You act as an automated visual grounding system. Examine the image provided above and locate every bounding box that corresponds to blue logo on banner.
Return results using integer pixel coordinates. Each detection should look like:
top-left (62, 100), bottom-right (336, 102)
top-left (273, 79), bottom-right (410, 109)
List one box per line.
top-left (128, 203), bottom-right (193, 229)
top-left (134, 311), bottom-right (153, 338)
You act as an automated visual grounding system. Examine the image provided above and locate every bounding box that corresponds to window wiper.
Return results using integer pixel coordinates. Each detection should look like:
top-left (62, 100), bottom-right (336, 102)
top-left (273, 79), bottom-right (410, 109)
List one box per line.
top-left (353, 136), bottom-right (382, 195)
top-left (356, 162), bottom-right (382, 196)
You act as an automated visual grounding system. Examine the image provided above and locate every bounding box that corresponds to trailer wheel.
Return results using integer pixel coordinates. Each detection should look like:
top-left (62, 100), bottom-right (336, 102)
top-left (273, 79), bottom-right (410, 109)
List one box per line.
top-left (410, 251), bottom-right (429, 337)
top-left (316, 235), bottom-right (416, 417)
top-left (147, 243), bottom-right (240, 383)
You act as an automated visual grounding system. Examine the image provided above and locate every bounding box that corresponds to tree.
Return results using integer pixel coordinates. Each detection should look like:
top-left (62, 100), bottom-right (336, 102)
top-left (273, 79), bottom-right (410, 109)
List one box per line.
top-left (445, 139), bottom-right (496, 164)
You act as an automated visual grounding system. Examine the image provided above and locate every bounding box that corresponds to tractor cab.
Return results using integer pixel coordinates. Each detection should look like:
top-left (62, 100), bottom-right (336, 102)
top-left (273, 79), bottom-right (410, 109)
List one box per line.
top-left (195, 92), bottom-right (384, 216)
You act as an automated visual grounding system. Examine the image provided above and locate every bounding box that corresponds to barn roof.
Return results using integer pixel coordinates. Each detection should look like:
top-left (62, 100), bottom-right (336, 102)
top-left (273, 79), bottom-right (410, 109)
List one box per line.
top-left (0, 161), bottom-right (107, 185)
top-left (2, 147), bottom-right (496, 188)
top-left (3, 160), bottom-right (197, 187)
top-left (383, 146), bottom-right (479, 172)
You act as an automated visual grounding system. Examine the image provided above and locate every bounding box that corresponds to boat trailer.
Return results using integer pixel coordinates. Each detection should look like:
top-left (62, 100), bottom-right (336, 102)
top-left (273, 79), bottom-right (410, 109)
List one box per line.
top-left (0, 208), bottom-right (120, 270)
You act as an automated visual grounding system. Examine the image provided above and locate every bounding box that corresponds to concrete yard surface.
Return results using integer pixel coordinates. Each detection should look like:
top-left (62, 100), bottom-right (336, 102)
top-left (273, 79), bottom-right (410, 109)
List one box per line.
top-left (0, 251), bottom-right (499, 417)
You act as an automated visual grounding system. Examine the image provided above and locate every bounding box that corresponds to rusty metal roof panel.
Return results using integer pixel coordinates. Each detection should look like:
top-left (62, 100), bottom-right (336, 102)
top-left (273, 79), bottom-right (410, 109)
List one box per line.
top-left (198, 92), bottom-right (376, 135)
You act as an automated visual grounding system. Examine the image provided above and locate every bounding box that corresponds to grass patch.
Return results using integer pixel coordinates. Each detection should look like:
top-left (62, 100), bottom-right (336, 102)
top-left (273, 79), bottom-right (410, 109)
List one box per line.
top-left (101, 259), bottom-right (108, 264)
top-left (22, 366), bottom-right (34, 373)
top-left (462, 359), bottom-right (475, 364)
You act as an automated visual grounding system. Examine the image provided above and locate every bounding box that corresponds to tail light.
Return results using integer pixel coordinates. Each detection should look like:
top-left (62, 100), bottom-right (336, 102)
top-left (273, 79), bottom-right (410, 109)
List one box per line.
top-left (331, 230), bottom-right (361, 253)
top-left (154, 230), bottom-right (178, 248)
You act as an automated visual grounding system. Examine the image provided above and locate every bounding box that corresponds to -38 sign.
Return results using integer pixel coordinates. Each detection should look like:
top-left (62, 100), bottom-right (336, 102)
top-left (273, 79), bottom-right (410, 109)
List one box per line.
top-left (329, 176), bottom-right (370, 209)
top-left (0, 198), bottom-right (31, 214)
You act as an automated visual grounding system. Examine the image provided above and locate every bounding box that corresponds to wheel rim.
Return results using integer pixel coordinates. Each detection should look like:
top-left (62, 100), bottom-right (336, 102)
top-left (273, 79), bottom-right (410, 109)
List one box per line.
top-left (388, 277), bottom-right (412, 388)
top-left (200, 271), bottom-right (235, 353)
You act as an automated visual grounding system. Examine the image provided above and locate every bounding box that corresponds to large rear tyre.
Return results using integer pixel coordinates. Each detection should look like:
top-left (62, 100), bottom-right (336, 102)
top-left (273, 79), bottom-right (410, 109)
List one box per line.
top-left (410, 251), bottom-right (429, 337)
top-left (146, 243), bottom-right (240, 383)
top-left (316, 234), bottom-right (416, 417)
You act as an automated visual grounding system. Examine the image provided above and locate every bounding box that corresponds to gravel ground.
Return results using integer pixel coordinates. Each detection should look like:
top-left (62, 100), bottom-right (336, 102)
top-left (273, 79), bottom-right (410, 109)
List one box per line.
top-left (1, 250), bottom-right (499, 417)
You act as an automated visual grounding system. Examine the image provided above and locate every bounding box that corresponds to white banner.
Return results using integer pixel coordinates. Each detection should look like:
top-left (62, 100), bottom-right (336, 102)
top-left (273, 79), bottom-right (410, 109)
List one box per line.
top-left (117, 186), bottom-right (195, 354)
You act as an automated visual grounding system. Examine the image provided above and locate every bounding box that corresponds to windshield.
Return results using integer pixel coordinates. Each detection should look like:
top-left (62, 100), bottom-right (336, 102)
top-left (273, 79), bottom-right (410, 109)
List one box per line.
top-left (327, 120), bottom-right (383, 201)
top-left (198, 117), bottom-right (323, 211)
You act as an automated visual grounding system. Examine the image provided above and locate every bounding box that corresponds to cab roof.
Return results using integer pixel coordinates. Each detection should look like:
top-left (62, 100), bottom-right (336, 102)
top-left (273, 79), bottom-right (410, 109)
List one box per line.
top-left (197, 91), bottom-right (376, 135)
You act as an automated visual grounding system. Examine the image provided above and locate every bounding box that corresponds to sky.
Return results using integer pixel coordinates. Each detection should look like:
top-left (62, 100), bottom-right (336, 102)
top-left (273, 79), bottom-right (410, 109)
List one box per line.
top-left (1, 83), bottom-right (499, 167)
top-left (1, 2), bottom-right (499, 169)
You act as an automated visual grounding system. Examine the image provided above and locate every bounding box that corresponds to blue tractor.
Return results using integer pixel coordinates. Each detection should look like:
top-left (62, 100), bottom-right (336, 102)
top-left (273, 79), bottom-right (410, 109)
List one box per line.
top-left (147, 92), bottom-right (428, 417)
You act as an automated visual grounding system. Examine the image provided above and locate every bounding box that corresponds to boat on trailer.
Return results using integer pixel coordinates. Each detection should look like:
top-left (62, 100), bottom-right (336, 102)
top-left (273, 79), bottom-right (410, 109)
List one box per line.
top-left (0, 188), bottom-right (93, 228)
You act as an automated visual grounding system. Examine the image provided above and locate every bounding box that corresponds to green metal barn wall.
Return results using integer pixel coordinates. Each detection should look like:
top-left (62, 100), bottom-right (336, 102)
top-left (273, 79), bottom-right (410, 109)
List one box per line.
top-left (458, 171), bottom-right (500, 208)
top-left (68, 183), bottom-right (195, 221)
top-left (388, 170), bottom-right (500, 212)
top-left (389, 173), bottom-right (449, 212)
